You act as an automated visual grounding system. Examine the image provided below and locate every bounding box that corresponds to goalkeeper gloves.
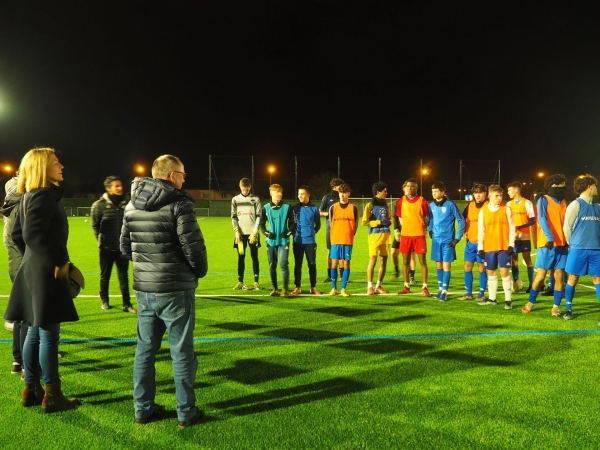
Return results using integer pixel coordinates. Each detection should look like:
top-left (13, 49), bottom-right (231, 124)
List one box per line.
top-left (249, 231), bottom-right (257, 245)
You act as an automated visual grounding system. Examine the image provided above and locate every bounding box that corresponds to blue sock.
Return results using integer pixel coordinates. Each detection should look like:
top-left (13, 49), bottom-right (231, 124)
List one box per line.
top-left (436, 268), bottom-right (444, 290)
top-left (529, 288), bottom-right (539, 304)
top-left (553, 289), bottom-right (563, 307)
top-left (342, 269), bottom-right (350, 289)
top-left (331, 268), bottom-right (338, 289)
top-left (511, 265), bottom-right (519, 281)
top-left (442, 271), bottom-right (451, 291)
top-left (464, 271), bottom-right (473, 294)
top-left (549, 277), bottom-right (555, 290)
top-left (595, 284), bottom-right (600, 302)
top-left (527, 266), bottom-right (534, 285)
top-left (565, 284), bottom-right (575, 311)
top-left (479, 271), bottom-right (488, 294)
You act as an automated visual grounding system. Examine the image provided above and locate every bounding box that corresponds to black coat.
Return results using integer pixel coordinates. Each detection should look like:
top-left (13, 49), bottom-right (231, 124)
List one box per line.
top-left (4, 185), bottom-right (79, 327)
top-left (121, 177), bottom-right (208, 293)
top-left (90, 192), bottom-right (129, 251)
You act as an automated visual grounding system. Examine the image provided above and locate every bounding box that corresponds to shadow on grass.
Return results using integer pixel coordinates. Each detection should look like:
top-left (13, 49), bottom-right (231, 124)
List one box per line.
top-left (74, 389), bottom-right (112, 398)
top-left (208, 377), bottom-right (370, 417)
top-left (374, 300), bottom-right (424, 306)
top-left (208, 359), bottom-right (308, 384)
top-left (205, 296), bottom-right (268, 305)
top-left (78, 363), bottom-right (123, 372)
top-left (209, 322), bottom-right (267, 331)
top-left (260, 328), bottom-right (352, 341)
top-left (307, 306), bottom-right (383, 317)
top-left (89, 341), bottom-right (136, 350)
top-left (84, 395), bottom-right (132, 406)
top-left (423, 350), bottom-right (517, 367)
top-left (375, 314), bottom-right (428, 323)
top-left (329, 339), bottom-right (433, 355)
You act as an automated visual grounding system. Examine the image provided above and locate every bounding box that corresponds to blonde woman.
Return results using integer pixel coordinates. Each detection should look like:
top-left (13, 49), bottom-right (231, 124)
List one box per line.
top-left (4, 148), bottom-right (80, 413)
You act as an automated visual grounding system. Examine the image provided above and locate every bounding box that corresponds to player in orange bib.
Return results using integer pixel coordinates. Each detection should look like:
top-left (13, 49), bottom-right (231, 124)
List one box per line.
top-left (477, 184), bottom-right (516, 309)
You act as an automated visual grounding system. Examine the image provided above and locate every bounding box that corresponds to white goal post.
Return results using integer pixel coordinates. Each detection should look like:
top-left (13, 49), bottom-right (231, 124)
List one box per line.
top-left (194, 208), bottom-right (210, 218)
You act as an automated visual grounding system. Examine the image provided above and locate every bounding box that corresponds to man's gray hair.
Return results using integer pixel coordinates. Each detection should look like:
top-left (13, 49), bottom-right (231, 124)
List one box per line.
top-left (152, 154), bottom-right (182, 179)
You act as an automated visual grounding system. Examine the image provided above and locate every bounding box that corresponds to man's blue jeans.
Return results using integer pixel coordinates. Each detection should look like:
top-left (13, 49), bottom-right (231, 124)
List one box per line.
top-left (133, 289), bottom-right (198, 422)
top-left (266, 244), bottom-right (289, 290)
top-left (23, 323), bottom-right (60, 385)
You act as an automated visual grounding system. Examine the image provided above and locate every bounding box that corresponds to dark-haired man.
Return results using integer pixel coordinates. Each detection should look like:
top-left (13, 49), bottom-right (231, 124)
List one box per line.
top-left (522, 174), bottom-right (567, 316)
top-left (319, 177), bottom-right (344, 282)
top-left (561, 174), bottom-right (600, 321)
top-left (91, 175), bottom-right (135, 312)
top-left (362, 182), bottom-right (391, 295)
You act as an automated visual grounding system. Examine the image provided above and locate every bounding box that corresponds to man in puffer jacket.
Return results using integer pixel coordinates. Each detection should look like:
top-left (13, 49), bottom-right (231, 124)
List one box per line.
top-left (120, 154), bottom-right (208, 430)
top-left (91, 175), bottom-right (134, 312)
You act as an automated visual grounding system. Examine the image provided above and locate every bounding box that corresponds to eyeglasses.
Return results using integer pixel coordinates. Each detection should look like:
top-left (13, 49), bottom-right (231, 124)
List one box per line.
top-left (172, 170), bottom-right (187, 180)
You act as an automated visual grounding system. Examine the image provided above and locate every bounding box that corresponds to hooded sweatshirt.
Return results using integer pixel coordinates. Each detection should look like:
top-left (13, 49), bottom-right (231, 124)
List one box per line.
top-left (120, 177), bottom-right (208, 292)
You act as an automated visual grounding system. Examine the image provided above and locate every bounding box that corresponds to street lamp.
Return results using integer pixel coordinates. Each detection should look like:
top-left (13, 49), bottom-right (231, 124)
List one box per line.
top-left (134, 164), bottom-right (145, 176)
top-left (420, 167), bottom-right (429, 192)
top-left (268, 165), bottom-right (275, 185)
top-left (536, 172), bottom-right (545, 189)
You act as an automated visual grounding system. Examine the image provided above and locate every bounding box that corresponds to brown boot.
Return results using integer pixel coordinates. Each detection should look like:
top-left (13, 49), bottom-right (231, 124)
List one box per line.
top-left (42, 382), bottom-right (81, 413)
top-left (22, 382), bottom-right (45, 407)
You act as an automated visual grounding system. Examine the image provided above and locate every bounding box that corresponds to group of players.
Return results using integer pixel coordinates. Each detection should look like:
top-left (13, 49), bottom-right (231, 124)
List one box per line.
top-left (231, 173), bottom-right (600, 322)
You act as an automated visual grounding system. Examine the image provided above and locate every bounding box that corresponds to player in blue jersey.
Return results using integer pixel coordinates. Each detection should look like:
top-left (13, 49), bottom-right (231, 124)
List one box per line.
top-left (458, 184), bottom-right (488, 301)
top-left (521, 174), bottom-right (567, 315)
top-left (561, 174), bottom-right (600, 321)
top-left (427, 182), bottom-right (465, 301)
top-left (291, 186), bottom-right (322, 295)
top-left (259, 184), bottom-right (296, 297)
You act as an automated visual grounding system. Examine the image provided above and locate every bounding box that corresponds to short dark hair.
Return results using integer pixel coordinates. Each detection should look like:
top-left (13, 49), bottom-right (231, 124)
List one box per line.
top-left (298, 185), bottom-right (310, 195)
top-left (330, 178), bottom-right (344, 188)
top-left (471, 183), bottom-right (487, 194)
top-left (543, 174), bottom-right (567, 191)
top-left (372, 181), bottom-right (387, 196)
top-left (338, 183), bottom-right (351, 194)
top-left (573, 174), bottom-right (597, 194)
top-left (431, 181), bottom-right (446, 192)
top-left (103, 175), bottom-right (122, 189)
top-left (402, 178), bottom-right (419, 189)
top-left (239, 177), bottom-right (251, 188)
top-left (506, 181), bottom-right (522, 190)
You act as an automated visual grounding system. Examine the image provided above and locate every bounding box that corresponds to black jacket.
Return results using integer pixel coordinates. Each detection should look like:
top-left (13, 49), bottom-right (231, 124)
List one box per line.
top-left (4, 185), bottom-right (79, 327)
top-left (91, 192), bottom-right (129, 251)
top-left (120, 177), bottom-right (208, 293)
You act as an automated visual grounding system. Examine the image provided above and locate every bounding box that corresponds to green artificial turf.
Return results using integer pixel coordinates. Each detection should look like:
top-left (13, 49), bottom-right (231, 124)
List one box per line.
top-left (1, 217), bottom-right (600, 449)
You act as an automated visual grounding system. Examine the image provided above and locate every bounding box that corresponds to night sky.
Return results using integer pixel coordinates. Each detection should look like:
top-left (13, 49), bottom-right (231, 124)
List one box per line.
top-left (1, 1), bottom-right (599, 198)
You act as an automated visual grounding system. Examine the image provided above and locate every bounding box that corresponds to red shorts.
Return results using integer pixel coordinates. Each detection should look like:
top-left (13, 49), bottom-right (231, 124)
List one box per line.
top-left (399, 236), bottom-right (427, 254)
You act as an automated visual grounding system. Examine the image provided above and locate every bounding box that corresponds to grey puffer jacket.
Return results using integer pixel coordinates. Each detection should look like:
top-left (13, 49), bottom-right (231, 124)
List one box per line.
top-left (120, 177), bottom-right (208, 293)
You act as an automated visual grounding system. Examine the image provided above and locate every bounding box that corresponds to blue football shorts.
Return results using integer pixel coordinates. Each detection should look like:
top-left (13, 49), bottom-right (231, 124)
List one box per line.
top-left (484, 250), bottom-right (512, 271)
top-left (330, 244), bottom-right (353, 261)
top-left (565, 248), bottom-right (600, 276)
top-left (535, 246), bottom-right (567, 271)
top-left (430, 239), bottom-right (456, 263)
top-left (464, 240), bottom-right (485, 264)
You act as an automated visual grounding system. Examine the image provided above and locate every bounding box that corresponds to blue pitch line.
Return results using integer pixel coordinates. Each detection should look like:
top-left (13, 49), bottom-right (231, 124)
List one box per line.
top-left (2, 328), bottom-right (600, 346)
